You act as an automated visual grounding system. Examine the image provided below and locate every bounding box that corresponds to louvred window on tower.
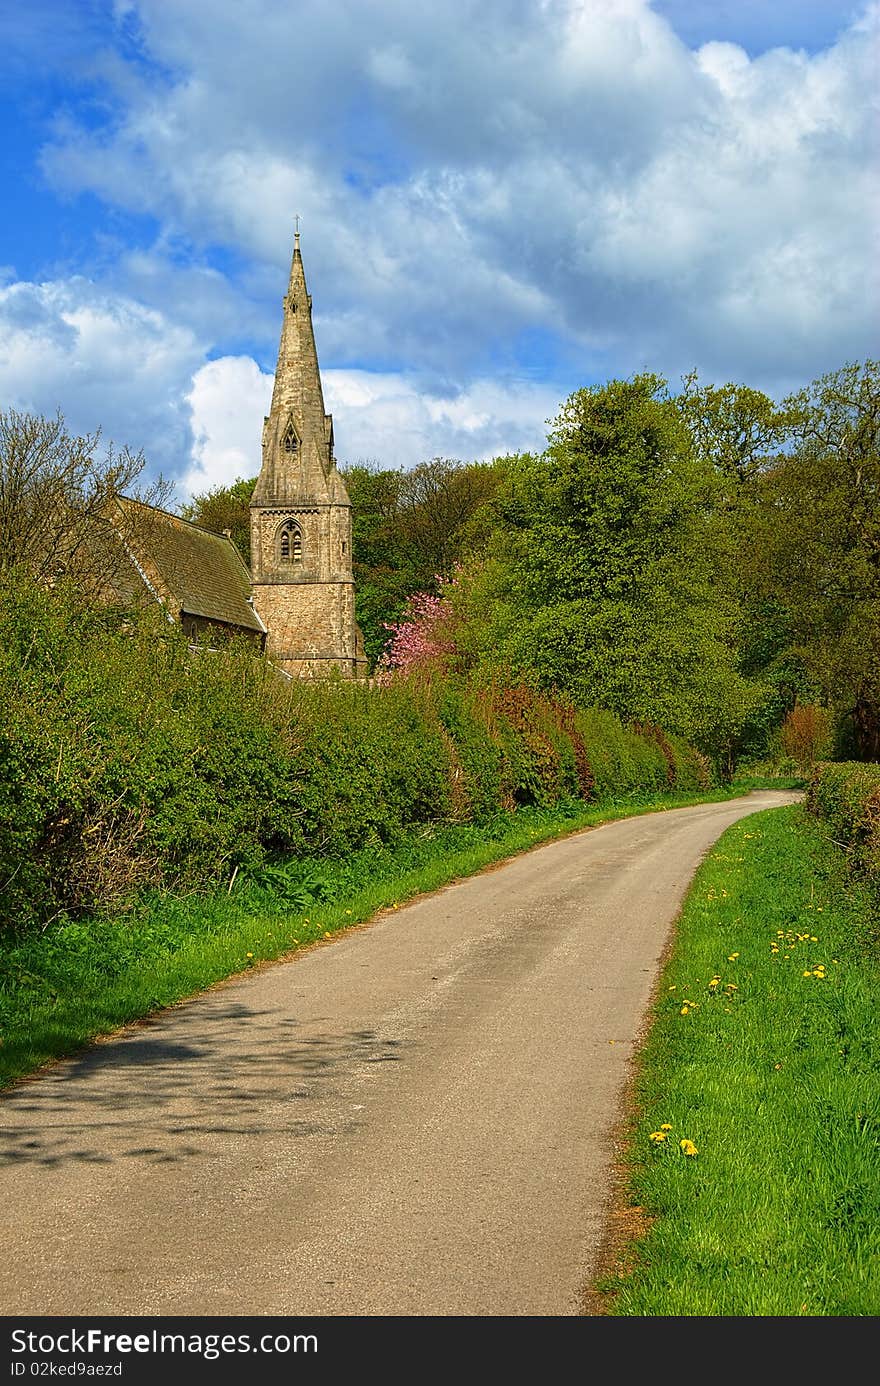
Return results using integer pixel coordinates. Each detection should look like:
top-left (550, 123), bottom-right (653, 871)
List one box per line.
top-left (283, 423), bottom-right (298, 453)
top-left (279, 520), bottom-right (303, 565)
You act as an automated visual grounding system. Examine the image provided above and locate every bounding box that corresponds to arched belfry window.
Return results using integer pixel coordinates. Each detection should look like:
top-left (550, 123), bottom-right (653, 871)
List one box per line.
top-left (278, 520), bottom-right (302, 565)
top-left (283, 422), bottom-right (299, 454)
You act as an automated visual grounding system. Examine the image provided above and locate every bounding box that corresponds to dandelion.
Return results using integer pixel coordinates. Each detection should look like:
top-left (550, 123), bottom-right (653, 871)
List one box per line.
top-left (708, 976), bottom-right (721, 991)
top-left (660, 1124), bottom-right (673, 1132)
top-left (246, 952), bottom-right (254, 959)
top-left (680, 1139), bottom-right (698, 1156)
top-left (649, 1131), bottom-right (667, 1143)
top-left (728, 952), bottom-right (739, 961)
top-left (680, 1005), bottom-right (690, 1015)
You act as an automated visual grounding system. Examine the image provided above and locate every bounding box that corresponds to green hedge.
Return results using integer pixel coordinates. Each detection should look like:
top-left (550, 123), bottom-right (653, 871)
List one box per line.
top-left (0, 578), bottom-right (715, 933)
top-left (806, 761), bottom-right (880, 878)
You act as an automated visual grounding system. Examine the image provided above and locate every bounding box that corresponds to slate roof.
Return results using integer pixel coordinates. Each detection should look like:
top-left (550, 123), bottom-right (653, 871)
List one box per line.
top-left (112, 497), bottom-right (266, 635)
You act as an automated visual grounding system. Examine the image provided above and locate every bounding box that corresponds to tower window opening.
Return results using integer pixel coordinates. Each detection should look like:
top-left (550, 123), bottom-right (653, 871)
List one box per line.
top-left (279, 520), bottom-right (303, 565)
top-left (284, 426), bottom-right (298, 453)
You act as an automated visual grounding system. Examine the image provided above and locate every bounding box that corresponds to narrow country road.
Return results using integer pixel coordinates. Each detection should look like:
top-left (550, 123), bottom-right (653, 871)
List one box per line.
top-left (1, 792), bottom-right (798, 1317)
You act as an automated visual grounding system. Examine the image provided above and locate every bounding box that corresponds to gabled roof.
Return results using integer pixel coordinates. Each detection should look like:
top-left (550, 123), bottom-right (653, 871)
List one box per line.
top-left (112, 497), bottom-right (266, 635)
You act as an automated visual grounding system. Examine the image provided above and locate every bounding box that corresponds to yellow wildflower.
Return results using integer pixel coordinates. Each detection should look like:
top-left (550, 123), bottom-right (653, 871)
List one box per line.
top-left (680, 1139), bottom-right (698, 1156)
top-left (660, 1124), bottom-right (673, 1131)
top-left (680, 1005), bottom-right (690, 1015)
top-left (649, 1131), bottom-right (667, 1143)
top-left (728, 952), bottom-right (739, 961)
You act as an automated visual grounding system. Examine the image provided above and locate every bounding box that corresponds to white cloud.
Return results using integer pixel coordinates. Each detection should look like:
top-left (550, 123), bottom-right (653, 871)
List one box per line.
top-left (183, 356), bottom-right (271, 498)
top-left (0, 276), bottom-right (203, 478)
top-left (5, 0), bottom-right (877, 477)
top-left (182, 355), bottom-right (564, 497)
top-left (325, 370), bottom-right (563, 468)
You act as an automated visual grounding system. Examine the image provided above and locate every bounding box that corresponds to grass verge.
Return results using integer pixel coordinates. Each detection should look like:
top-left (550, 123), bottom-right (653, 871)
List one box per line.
top-left (597, 803), bottom-right (879, 1317)
top-left (0, 781), bottom-right (782, 1088)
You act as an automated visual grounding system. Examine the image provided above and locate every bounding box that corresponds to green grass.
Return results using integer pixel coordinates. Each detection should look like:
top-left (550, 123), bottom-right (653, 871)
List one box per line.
top-left (603, 804), bottom-right (880, 1317)
top-left (0, 781), bottom-right (778, 1088)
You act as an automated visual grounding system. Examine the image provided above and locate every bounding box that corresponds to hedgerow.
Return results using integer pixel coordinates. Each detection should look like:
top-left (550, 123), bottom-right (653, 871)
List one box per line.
top-left (807, 761), bottom-right (880, 879)
top-left (0, 577), bottom-right (717, 934)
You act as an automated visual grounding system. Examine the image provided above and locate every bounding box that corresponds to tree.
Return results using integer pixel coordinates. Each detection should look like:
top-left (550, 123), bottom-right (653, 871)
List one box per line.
top-left (395, 457), bottom-right (502, 577)
top-left (0, 407), bottom-right (171, 593)
top-left (376, 579), bottom-right (459, 683)
top-left (742, 360), bottom-right (880, 758)
top-left (676, 372), bottom-right (795, 489)
top-left (341, 457), bottom-right (503, 667)
top-left (179, 475), bottom-right (256, 565)
top-left (454, 376), bottom-right (762, 762)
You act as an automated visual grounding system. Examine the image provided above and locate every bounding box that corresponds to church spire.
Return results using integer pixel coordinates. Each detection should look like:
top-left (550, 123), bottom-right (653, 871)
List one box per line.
top-left (253, 227), bottom-right (336, 505)
top-left (249, 221), bottom-right (365, 679)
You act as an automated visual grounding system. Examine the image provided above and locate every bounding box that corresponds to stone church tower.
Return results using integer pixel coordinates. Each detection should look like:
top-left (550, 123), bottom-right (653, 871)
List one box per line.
top-left (250, 231), bottom-right (365, 677)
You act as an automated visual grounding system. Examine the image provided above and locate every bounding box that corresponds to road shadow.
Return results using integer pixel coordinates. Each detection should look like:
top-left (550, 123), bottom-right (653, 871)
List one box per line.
top-left (0, 1001), bottom-right (404, 1170)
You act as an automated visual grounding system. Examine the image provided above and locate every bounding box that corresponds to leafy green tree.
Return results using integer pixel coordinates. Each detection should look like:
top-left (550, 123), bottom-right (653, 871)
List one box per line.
top-left (676, 372), bottom-right (795, 489)
top-left (742, 360), bottom-right (880, 758)
top-left (341, 457), bottom-right (503, 666)
top-left (455, 376), bottom-right (761, 765)
top-left (340, 464), bottom-right (411, 665)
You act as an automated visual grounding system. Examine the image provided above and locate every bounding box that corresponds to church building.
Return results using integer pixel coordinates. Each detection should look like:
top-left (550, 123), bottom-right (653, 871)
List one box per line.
top-left (109, 230), bottom-right (366, 678)
top-left (250, 230), bottom-right (366, 678)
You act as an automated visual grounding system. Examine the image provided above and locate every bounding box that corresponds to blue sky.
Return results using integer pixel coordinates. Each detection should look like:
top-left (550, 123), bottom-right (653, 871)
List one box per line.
top-left (0, 0), bottom-right (875, 499)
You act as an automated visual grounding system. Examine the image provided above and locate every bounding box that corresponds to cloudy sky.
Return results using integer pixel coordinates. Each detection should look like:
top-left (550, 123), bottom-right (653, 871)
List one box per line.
top-left (0, 0), bottom-right (876, 500)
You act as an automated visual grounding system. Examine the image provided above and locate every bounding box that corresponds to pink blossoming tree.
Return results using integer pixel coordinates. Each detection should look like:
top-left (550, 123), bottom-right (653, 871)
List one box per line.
top-left (377, 575), bottom-right (459, 681)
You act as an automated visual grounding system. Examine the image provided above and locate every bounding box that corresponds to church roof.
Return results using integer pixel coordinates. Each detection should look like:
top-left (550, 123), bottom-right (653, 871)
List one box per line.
top-left (112, 497), bottom-right (266, 635)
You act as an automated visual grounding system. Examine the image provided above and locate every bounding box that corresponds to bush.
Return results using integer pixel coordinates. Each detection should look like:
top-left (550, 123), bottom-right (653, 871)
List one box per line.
top-left (780, 704), bottom-right (834, 774)
top-left (0, 576), bottom-right (716, 934)
top-left (806, 762), bottom-right (880, 878)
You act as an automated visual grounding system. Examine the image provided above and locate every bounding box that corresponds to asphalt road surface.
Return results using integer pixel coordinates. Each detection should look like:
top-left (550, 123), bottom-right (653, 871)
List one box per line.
top-left (1, 792), bottom-right (799, 1316)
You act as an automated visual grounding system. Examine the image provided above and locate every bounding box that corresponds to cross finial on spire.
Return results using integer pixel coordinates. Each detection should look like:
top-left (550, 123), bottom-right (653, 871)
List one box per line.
top-left (294, 213), bottom-right (301, 250)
